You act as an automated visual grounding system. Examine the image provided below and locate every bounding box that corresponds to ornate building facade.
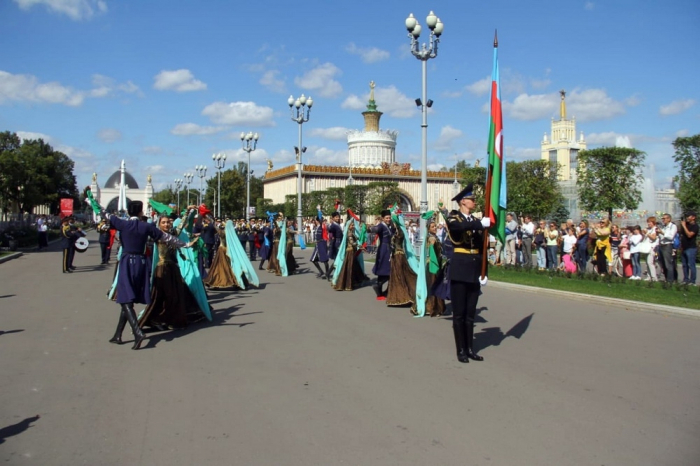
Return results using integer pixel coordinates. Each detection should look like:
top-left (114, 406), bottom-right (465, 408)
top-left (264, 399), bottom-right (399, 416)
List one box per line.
top-left (90, 168), bottom-right (154, 215)
top-left (263, 82), bottom-right (460, 216)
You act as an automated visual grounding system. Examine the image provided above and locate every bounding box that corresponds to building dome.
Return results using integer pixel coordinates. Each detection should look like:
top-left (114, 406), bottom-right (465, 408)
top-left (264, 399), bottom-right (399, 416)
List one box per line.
top-left (104, 170), bottom-right (140, 189)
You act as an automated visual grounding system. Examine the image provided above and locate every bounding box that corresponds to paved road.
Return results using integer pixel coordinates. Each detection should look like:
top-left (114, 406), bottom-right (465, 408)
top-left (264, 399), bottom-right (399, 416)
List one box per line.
top-left (1, 233), bottom-right (699, 465)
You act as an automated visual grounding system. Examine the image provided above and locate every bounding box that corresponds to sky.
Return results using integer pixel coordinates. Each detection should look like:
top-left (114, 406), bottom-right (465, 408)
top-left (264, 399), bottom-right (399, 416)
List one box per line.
top-left (1, 0), bottom-right (698, 195)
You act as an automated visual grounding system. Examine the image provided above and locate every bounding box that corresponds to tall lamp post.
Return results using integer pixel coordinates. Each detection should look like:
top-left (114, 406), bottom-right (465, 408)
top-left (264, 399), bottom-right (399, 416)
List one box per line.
top-left (184, 172), bottom-right (194, 205)
top-left (405, 10), bottom-right (443, 250)
top-left (174, 178), bottom-right (183, 212)
top-left (212, 153), bottom-right (227, 218)
top-left (240, 132), bottom-right (259, 222)
top-left (195, 165), bottom-right (207, 205)
top-left (288, 93), bottom-right (313, 241)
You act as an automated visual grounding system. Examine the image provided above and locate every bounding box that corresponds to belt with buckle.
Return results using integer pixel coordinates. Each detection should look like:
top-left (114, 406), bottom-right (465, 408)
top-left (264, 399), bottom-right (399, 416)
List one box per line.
top-left (454, 247), bottom-right (480, 254)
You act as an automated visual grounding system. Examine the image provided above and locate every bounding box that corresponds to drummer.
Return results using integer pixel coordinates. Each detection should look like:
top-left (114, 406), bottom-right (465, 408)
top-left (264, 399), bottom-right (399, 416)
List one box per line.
top-left (61, 216), bottom-right (82, 273)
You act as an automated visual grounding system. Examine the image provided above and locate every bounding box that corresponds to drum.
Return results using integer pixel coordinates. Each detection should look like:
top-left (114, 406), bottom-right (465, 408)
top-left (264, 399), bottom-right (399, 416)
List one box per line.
top-left (75, 237), bottom-right (90, 253)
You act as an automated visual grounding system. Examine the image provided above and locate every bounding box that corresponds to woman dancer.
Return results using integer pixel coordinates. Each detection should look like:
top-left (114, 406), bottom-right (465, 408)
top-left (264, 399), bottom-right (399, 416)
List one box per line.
top-left (386, 212), bottom-right (419, 307)
top-left (139, 214), bottom-right (202, 330)
top-left (267, 214), bottom-right (282, 275)
top-left (285, 217), bottom-right (298, 275)
top-left (203, 220), bottom-right (241, 289)
top-left (331, 213), bottom-right (366, 291)
top-left (423, 215), bottom-right (446, 316)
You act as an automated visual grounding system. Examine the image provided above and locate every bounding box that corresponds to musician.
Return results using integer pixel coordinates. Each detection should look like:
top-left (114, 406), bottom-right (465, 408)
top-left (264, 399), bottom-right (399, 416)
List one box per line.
top-left (200, 216), bottom-right (217, 268)
top-left (310, 206), bottom-right (330, 280)
top-left (61, 216), bottom-right (79, 273)
top-left (98, 219), bottom-right (112, 264)
top-left (446, 184), bottom-right (490, 363)
top-left (99, 199), bottom-right (190, 350)
top-left (247, 220), bottom-right (257, 261)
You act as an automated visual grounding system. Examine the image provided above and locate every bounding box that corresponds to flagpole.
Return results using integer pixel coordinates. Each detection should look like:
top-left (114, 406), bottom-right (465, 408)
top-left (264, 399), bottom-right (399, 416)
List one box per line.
top-left (481, 31), bottom-right (499, 280)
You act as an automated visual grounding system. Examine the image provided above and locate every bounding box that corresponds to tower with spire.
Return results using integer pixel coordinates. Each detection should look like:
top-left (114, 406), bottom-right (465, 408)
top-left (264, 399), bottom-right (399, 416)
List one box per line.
top-left (540, 90), bottom-right (587, 181)
top-left (346, 81), bottom-right (398, 168)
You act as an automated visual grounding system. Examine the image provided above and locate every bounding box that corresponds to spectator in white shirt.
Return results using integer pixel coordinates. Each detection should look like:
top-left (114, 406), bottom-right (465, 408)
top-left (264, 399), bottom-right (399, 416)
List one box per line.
top-left (643, 216), bottom-right (659, 281)
top-left (505, 213), bottom-right (518, 266)
top-left (658, 214), bottom-right (678, 283)
top-left (628, 225), bottom-right (644, 279)
top-left (520, 215), bottom-right (535, 268)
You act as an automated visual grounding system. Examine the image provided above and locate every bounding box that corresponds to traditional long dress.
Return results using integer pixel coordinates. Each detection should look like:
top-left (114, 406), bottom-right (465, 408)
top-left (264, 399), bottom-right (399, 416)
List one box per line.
top-left (386, 227), bottom-right (418, 306)
top-left (139, 242), bottom-right (200, 329)
top-left (268, 225), bottom-right (281, 275)
top-left (425, 234), bottom-right (446, 317)
top-left (333, 232), bottom-right (365, 291)
top-left (204, 226), bottom-right (240, 289)
top-left (285, 228), bottom-right (298, 274)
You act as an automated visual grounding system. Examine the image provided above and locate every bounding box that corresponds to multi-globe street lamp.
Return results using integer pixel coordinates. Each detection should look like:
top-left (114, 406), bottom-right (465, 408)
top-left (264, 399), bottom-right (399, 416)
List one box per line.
top-left (405, 10), bottom-right (443, 249)
top-left (195, 165), bottom-right (207, 205)
top-left (240, 132), bottom-right (259, 222)
top-left (212, 153), bottom-right (227, 218)
top-left (174, 178), bottom-right (183, 212)
top-left (183, 172), bottom-right (194, 205)
top-left (288, 93), bottom-right (313, 242)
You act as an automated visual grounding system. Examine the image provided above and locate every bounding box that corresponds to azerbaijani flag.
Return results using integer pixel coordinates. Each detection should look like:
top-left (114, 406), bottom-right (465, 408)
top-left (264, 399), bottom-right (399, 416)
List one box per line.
top-left (486, 32), bottom-right (507, 244)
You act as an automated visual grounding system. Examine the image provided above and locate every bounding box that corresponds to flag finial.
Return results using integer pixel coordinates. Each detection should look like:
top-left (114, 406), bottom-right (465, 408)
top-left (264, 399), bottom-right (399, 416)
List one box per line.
top-left (494, 29), bottom-right (498, 47)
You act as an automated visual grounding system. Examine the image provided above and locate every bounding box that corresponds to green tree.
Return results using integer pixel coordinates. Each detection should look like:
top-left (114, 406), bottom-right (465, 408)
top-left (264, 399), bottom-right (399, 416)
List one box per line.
top-left (506, 160), bottom-right (563, 219)
top-left (204, 167), bottom-right (246, 218)
top-left (576, 146), bottom-right (646, 220)
top-left (366, 181), bottom-right (401, 214)
top-left (458, 166), bottom-right (487, 209)
top-left (152, 185), bottom-right (177, 206)
top-left (671, 134), bottom-right (700, 212)
top-left (547, 202), bottom-right (570, 225)
top-left (0, 132), bottom-right (78, 213)
top-left (345, 184), bottom-right (370, 218)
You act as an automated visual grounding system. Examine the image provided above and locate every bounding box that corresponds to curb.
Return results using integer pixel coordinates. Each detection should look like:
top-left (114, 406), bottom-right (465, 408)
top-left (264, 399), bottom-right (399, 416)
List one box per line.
top-left (0, 252), bottom-right (24, 264)
top-left (489, 280), bottom-right (700, 319)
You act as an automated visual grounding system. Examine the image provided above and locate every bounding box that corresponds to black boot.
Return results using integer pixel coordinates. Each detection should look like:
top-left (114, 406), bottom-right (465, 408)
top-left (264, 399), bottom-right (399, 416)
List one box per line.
top-left (124, 304), bottom-right (146, 350)
top-left (453, 324), bottom-right (469, 363)
top-left (326, 263), bottom-right (334, 281)
top-left (466, 323), bottom-right (483, 361)
top-left (109, 306), bottom-right (128, 344)
top-left (258, 259), bottom-right (265, 270)
top-left (312, 261), bottom-right (324, 278)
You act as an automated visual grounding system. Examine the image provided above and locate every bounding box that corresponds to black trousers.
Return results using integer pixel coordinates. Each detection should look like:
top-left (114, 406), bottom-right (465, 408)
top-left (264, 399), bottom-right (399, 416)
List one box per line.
top-left (450, 281), bottom-right (481, 328)
top-left (249, 240), bottom-right (257, 261)
top-left (205, 243), bottom-right (216, 268)
top-left (100, 242), bottom-right (110, 263)
top-left (62, 247), bottom-right (75, 272)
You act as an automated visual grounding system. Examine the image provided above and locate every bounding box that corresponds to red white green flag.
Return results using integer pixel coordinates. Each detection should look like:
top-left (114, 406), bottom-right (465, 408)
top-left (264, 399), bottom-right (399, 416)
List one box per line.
top-left (486, 33), bottom-right (507, 244)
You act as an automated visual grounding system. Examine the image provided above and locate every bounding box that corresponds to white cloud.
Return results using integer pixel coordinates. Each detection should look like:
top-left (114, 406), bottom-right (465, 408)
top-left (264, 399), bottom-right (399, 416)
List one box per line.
top-left (434, 125), bottom-right (464, 151)
top-left (341, 85), bottom-right (416, 119)
top-left (466, 76), bottom-right (490, 97)
top-left (625, 95), bottom-right (642, 107)
top-left (202, 101), bottom-right (275, 126)
top-left (530, 78), bottom-right (551, 91)
top-left (615, 136), bottom-right (632, 148)
top-left (142, 146), bottom-right (163, 155)
top-left (13, 0), bottom-right (108, 21)
top-left (294, 63), bottom-right (343, 98)
top-left (153, 69), bottom-right (206, 92)
top-left (585, 2), bottom-right (595, 10)
top-left (659, 99), bottom-right (696, 116)
top-left (586, 131), bottom-right (631, 146)
top-left (170, 123), bottom-right (226, 136)
top-left (309, 147), bottom-right (347, 165)
top-left (505, 89), bottom-right (625, 122)
top-left (98, 128), bottom-right (122, 143)
top-left (0, 70), bottom-right (84, 106)
top-left (345, 43), bottom-right (390, 64)
top-left (259, 70), bottom-right (286, 93)
top-left (0, 70), bottom-right (139, 106)
top-left (675, 129), bottom-right (690, 138)
top-left (17, 130), bottom-right (97, 175)
top-left (309, 127), bottom-right (350, 141)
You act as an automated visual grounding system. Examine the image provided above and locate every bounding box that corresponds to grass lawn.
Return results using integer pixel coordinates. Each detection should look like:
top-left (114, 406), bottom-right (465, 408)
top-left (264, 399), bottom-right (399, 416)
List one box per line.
top-left (489, 265), bottom-right (700, 310)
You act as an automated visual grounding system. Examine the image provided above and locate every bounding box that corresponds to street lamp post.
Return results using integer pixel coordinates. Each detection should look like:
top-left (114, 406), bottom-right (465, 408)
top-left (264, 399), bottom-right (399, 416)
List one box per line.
top-left (405, 11), bottom-right (443, 250)
top-left (174, 178), bottom-right (183, 212)
top-left (195, 165), bottom-right (207, 206)
top-left (288, 93), bottom-right (313, 242)
top-left (240, 132), bottom-right (259, 222)
top-left (184, 172), bottom-right (194, 205)
top-left (212, 153), bottom-right (227, 218)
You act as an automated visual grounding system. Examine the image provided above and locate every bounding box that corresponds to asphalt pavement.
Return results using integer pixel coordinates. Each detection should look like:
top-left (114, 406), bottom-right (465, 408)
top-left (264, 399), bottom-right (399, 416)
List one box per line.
top-left (1, 232), bottom-right (699, 465)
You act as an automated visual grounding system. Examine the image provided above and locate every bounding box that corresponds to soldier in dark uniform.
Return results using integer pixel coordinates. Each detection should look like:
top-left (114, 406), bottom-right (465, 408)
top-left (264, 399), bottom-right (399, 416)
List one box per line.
top-left (258, 218), bottom-right (272, 270)
top-left (327, 211), bottom-right (343, 280)
top-left (200, 216), bottom-right (217, 268)
top-left (446, 184), bottom-right (490, 363)
top-left (369, 209), bottom-right (394, 300)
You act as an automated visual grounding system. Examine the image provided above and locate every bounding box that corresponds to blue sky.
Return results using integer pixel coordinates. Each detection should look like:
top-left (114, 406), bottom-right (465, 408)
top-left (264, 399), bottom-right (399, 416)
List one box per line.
top-left (1, 0), bottom-right (698, 194)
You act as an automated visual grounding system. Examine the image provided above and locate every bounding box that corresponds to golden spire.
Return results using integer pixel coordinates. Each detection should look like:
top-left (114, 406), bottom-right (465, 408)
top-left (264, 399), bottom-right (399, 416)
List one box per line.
top-left (559, 89), bottom-right (566, 120)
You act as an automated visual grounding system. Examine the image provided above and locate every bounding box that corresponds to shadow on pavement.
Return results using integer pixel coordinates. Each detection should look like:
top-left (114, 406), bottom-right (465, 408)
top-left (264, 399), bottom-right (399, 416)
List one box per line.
top-left (0, 294), bottom-right (16, 299)
top-left (0, 329), bottom-right (25, 337)
top-left (474, 313), bottom-right (534, 353)
top-left (0, 415), bottom-right (40, 445)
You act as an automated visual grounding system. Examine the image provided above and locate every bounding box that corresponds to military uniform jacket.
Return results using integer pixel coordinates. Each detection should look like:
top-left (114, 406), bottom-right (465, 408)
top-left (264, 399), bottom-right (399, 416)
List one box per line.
top-left (61, 224), bottom-right (78, 248)
top-left (446, 212), bottom-right (485, 284)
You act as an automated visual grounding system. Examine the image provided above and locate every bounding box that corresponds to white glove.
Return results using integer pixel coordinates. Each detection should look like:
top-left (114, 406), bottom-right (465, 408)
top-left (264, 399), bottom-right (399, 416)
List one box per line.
top-left (481, 217), bottom-right (491, 228)
top-left (479, 276), bottom-right (488, 286)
